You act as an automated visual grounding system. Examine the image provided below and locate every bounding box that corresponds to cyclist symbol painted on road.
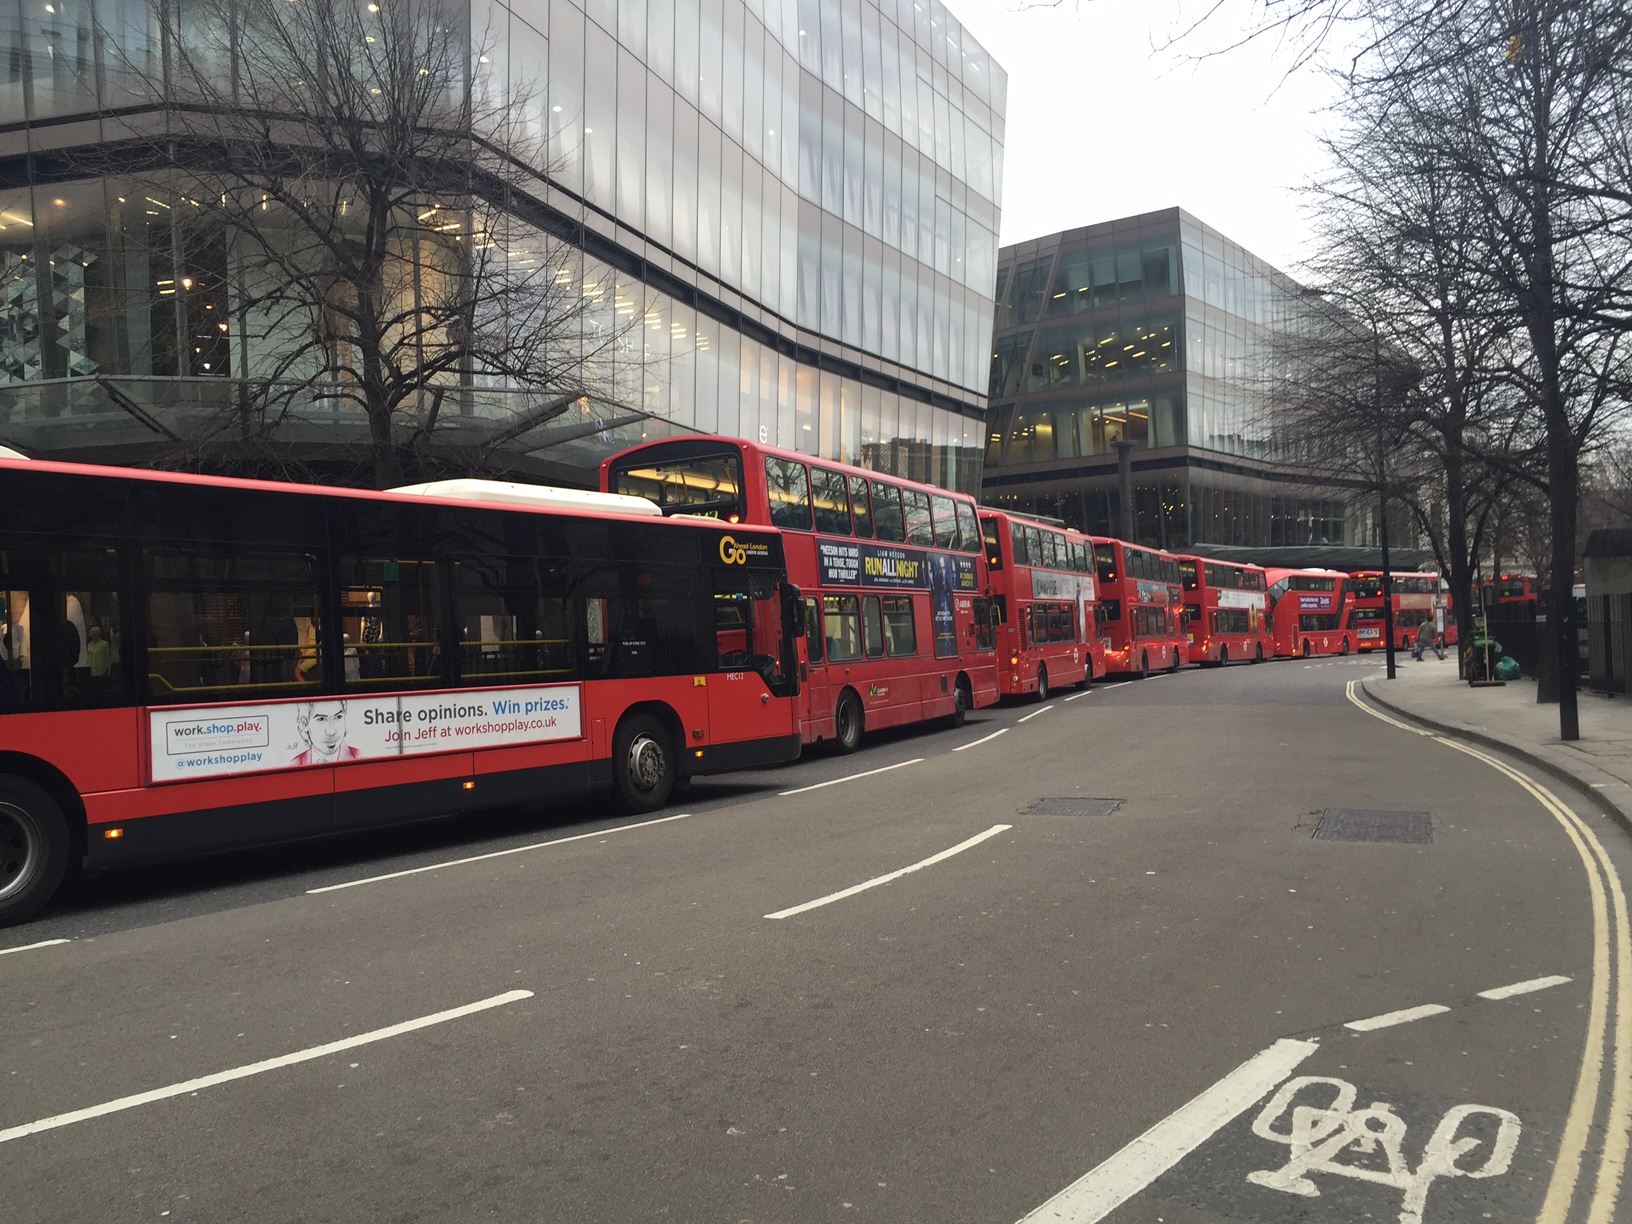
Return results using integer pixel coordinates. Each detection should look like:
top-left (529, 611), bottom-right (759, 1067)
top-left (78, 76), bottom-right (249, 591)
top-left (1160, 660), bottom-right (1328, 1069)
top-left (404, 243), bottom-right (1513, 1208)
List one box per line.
top-left (1247, 1075), bottom-right (1521, 1224)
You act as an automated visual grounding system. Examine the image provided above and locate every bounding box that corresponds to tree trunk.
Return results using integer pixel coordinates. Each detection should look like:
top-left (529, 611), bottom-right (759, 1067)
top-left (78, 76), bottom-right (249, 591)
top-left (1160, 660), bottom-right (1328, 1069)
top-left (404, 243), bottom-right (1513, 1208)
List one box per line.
top-left (368, 391), bottom-right (402, 489)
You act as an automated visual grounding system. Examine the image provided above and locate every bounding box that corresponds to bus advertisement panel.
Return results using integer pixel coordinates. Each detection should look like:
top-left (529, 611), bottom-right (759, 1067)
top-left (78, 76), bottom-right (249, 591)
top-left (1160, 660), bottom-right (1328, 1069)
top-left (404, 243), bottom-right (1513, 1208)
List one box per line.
top-left (1176, 556), bottom-right (1272, 665)
top-left (0, 459), bottom-right (806, 926)
top-left (978, 509), bottom-right (1103, 700)
top-left (603, 437), bottom-right (999, 753)
top-left (1090, 539), bottom-right (1185, 676)
top-left (1265, 568), bottom-right (1357, 657)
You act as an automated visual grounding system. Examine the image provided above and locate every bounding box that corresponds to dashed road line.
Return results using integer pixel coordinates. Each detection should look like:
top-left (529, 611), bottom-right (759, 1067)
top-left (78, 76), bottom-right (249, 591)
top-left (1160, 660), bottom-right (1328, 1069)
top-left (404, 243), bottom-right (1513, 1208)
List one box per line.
top-left (764, 824), bottom-right (1012, 920)
top-left (1015, 1038), bottom-right (1321, 1223)
top-left (0, 938), bottom-right (70, 958)
top-left (308, 813), bottom-right (692, 894)
top-left (0, 990), bottom-right (534, 1145)
top-left (1019, 704), bottom-right (1055, 723)
top-left (1344, 1003), bottom-right (1451, 1032)
top-left (1479, 974), bottom-right (1573, 1001)
top-left (1063, 691), bottom-right (1092, 701)
top-left (953, 727), bottom-right (1009, 752)
top-left (778, 758), bottom-right (923, 796)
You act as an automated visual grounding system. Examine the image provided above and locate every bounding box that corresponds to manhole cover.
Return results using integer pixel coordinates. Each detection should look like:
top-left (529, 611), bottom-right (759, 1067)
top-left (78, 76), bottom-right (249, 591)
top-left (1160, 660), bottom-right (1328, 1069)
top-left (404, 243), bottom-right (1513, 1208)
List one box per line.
top-left (1020, 798), bottom-right (1124, 817)
top-left (1313, 809), bottom-right (1432, 844)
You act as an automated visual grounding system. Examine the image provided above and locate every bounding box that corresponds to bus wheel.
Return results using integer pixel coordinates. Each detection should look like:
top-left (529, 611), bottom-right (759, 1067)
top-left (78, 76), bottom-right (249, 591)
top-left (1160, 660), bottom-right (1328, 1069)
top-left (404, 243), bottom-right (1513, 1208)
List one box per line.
top-left (834, 692), bottom-right (864, 755)
top-left (1136, 652), bottom-right (1149, 679)
top-left (1253, 643), bottom-right (1264, 664)
top-left (1167, 649), bottom-right (1180, 674)
top-left (612, 715), bottom-right (675, 814)
top-left (1035, 666), bottom-right (1049, 702)
top-left (1219, 645), bottom-right (1229, 666)
top-left (0, 776), bottom-right (70, 928)
top-left (1302, 640), bottom-right (1312, 658)
top-left (945, 678), bottom-right (971, 729)
top-left (1340, 639), bottom-right (1351, 656)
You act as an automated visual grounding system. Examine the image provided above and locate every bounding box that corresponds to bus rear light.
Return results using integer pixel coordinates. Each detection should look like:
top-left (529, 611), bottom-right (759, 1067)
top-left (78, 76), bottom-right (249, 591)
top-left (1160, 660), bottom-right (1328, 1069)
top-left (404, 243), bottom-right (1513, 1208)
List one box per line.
top-left (461, 781), bottom-right (475, 791)
top-left (103, 827), bottom-right (123, 840)
top-left (1009, 655), bottom-right (1018, 666)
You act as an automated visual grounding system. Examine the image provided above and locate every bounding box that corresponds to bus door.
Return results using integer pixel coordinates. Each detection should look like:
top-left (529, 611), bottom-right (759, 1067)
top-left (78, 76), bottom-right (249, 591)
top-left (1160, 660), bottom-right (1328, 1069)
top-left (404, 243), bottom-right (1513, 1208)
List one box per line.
top-left (709, 569), bottom-right (799, 743)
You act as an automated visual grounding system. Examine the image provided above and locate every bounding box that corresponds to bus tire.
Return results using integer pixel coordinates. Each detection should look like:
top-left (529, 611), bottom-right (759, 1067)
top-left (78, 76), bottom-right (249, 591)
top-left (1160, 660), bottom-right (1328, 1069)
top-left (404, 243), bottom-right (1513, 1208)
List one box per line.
top-left (1167, 648), bottom-right (1180, 674)
top-left (833, 691), bottom-right (864, 755)
top-left (0, 775), bottom-right (70, 928)
top-left (1035, 666), bottom-right (1049, 702)
top-left (1253, 643), bottom-right (1264, 664)
top-left (1219, 645), bottom-right (1229, 666)
top-left (1136, 652), bottom-right (1149, 679)
top-left (945, 677), bottom-right (971, 729)
top-left (1340, 639), bottom-right (1350, 656)
top-left (1302, 640), bottom-right (1312, 658)
top-left (612, 715), bottom-right (675, 814)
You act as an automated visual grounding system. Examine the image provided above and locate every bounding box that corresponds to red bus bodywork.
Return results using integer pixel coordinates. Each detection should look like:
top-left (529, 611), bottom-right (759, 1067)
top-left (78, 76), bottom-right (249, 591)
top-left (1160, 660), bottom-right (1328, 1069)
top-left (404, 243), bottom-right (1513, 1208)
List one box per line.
top-left (1344, 572), bottom-right (1449, 652)
top-left (1175, 556), bottom-right (1273, 665)
top-left (1265, 568), bottom-right (1356, 657)
top-left (603, 437), bottom-right (999, 748)
top-left (1089, 539), bottom-right (1185, 676)
top-left (978, 509), bottom-right (1104, 699)
top-left (0, 459), bottom-right (805, 921)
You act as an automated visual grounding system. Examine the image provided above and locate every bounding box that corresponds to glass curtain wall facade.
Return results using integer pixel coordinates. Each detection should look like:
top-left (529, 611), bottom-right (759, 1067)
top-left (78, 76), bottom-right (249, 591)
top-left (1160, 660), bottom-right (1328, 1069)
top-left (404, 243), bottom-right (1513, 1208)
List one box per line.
top-left (982, 209), bottom-right (1357, 548)
top-left (0, 0), bottom-right (1003, 493)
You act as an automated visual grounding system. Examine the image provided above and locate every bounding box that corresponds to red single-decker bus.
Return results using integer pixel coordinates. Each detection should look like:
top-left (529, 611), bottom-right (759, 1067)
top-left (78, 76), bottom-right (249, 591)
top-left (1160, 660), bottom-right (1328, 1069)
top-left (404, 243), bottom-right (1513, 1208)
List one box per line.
top-left (978, 509), bottom-right (1103, 700)
top-left (603, 437), bottom-right (999, 753)
top-left (1176, 556), bottom-right (1272, 665)
top-left (0, 460), bottom-right (808, 925)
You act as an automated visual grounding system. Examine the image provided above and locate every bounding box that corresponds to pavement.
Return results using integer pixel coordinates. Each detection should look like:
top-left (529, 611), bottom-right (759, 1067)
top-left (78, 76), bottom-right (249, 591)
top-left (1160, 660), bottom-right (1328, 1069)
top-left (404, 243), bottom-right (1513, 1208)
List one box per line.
top-left (1360, 656), bottom-right (1632, 835)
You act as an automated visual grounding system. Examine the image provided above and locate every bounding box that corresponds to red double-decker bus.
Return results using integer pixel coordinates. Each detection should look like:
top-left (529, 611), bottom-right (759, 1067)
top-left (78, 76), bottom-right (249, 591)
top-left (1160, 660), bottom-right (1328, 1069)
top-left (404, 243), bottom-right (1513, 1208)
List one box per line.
top-left (1344, 571), bottom-right (1446, 652)
top-left (1176, 556), bottom-right (1272, 665)
top-left (1482, 574), bottom-right (1541, 609)
top-left (0, 459), bottom-right (807, 925)
top-left (603, 437), bottom-right (998, 753)
top-left (1089, 539), bottom-right (1185, 676)
top-left (977, 509), bottom-right (1104, 700)
top-left (1265, 568), bottom-right (1356, 657)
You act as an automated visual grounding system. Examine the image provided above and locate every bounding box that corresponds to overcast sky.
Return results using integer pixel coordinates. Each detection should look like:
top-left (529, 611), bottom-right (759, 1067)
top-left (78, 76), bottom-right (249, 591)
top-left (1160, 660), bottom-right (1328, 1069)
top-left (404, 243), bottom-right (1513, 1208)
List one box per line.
top-left (947, 0), bottom-right (1343, 275)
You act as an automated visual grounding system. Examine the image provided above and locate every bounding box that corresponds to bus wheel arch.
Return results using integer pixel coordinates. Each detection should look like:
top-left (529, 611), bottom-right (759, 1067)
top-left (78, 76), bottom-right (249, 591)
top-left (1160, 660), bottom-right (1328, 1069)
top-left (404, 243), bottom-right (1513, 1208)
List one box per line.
top-left (0, 771), bottom-right (73, 927)
top-left (833, 689), bottom-right (864, 754)
top-left (610, 706), bottom-right (680, 813)
top-left (0, 753), bottom-right (86, 867)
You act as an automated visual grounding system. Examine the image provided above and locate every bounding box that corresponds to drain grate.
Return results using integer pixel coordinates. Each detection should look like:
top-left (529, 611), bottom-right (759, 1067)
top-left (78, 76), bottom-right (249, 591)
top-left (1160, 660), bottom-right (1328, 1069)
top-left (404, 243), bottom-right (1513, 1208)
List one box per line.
top-left (1020, 797), bottom-right (1125, 817)
top-left (1313, 809), bottom-right (1432, 844)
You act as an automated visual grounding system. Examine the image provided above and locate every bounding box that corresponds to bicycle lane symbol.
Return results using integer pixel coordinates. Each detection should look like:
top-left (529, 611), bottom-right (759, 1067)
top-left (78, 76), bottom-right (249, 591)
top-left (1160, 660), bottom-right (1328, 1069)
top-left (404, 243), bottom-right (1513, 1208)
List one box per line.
top-left (1247, 1075), bottom-right (1522, 1224)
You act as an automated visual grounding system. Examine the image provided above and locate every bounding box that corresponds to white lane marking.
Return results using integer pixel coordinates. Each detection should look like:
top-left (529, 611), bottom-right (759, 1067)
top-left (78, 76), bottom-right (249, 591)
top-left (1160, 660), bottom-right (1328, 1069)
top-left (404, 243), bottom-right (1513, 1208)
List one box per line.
top-left (953, 727), bottom-right (1009, 752)
top-left (1478, 975), bottom-right (1573, 1001)
top-left (1019, 704), bottom-right (1055, 723)
top-left (0, 939), bottom-right (70, 957)
top-left (1016, 1037), bottom-right (1320, 1223)
top-left (1344, 1004), bottom-right (1452, 1032)
top-left (778, 757), bottom-right (922, 796)
top-left (1063, 691), bottom-right (1092, 701)
top-left (765, 824), bottom-right (1012, 920)
top-left (308, 813), bottom-right (691, 894)
top-left (0, 990), bottom-right (533, 1145)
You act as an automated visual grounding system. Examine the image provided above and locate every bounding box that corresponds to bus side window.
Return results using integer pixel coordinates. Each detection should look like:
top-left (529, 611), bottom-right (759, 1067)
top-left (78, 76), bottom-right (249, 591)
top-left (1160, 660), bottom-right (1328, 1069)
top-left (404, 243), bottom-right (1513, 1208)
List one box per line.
top-left (1, 545), bottom-right (126, 713)
top-left (1009, 522), bottom-right (1029, 566)
top-left (848, 476), bottom-right (874, 539)
top-left (972, 597), bottom-right (997, 651)
top-left (765, 457), bottom-right (812, 531)
top-left (147, 549), bottom-right (326, 703)
top-left (862, 595), bottom-right (885, 658)
top-left (339, 557), bottom-right (444, 688)
top-left (902, 490), bottom-right (934, 547)
top-left (823, 594), bottom-right (863, 662)
top-left (872, 481), bottom-right (906, 543)
top-left (803, 598), bottom-right (824, 662)
top-left (929, 495), bottom-right (959, 550)
top-left (810, 467), bottom-right (853, 536)
top-left (881, 596), bottom-right (916, 656)
top-left (955, 502), bottom-right (981, 554)
top-left (451, 557), bottom-right (574, 685)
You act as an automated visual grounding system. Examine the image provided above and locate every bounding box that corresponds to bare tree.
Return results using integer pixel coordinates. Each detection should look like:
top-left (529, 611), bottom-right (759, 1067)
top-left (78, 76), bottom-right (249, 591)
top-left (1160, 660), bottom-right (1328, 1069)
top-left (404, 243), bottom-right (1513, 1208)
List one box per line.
top-left (89, 0), bottom-right (629, 488)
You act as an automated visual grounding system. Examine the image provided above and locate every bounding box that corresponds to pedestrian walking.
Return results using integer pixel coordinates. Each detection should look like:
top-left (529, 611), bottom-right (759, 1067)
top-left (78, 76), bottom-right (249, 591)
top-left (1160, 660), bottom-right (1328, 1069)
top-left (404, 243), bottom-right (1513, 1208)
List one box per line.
top-left (1413, 620), bottom-right (1443, 661)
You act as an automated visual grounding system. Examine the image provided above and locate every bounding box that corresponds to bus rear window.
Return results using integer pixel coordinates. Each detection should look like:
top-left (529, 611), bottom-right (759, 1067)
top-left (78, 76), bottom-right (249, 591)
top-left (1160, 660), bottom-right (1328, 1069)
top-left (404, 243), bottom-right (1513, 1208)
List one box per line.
top-left (1095, 544), bottom-right (1117, 584)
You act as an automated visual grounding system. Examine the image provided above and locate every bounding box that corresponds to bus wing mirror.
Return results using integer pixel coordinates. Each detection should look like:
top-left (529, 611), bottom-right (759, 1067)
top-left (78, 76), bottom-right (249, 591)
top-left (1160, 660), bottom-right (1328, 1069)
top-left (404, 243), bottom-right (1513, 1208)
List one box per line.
top-left (782, 584), bottom-right (806, 636)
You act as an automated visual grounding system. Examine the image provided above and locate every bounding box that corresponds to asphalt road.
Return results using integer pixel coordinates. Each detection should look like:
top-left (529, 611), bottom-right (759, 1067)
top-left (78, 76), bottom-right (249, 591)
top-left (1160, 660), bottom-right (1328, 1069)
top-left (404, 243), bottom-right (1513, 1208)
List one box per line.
top-left (4, 656), bottom-right (1629, 1224)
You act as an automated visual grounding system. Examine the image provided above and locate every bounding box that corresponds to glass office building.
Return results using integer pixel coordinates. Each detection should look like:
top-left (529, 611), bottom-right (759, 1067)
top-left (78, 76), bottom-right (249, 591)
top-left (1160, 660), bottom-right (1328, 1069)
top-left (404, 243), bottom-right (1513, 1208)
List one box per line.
top-left (0, 0), bottom-right (1003, 492)
top-left (983, 209), bottom-right (1358, 547)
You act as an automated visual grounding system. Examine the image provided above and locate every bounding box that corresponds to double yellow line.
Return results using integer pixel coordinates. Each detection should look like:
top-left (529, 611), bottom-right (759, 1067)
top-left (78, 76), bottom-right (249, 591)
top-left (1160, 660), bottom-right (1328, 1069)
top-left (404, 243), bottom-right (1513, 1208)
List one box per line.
top-left (1345, 680), bottom-right (1630, 1223)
